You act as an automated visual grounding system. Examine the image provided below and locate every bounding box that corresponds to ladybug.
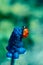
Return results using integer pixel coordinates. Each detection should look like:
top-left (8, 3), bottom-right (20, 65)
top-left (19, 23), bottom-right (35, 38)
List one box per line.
top-left (23, 28), bottom-right (29, 38)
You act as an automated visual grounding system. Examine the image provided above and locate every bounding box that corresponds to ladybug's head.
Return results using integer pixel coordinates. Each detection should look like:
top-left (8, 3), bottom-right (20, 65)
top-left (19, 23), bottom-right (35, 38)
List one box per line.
top-left (22, 26), bottom-right (29, 38)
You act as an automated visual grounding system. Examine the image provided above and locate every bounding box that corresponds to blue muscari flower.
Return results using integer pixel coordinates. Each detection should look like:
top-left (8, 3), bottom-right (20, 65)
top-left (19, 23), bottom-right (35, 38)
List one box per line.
top-left (6, 27), bottom-right (26, 59)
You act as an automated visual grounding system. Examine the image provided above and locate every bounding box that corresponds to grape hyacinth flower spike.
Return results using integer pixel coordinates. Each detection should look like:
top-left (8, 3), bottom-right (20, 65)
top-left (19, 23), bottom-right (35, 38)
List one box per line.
top-left (6, 26), bottom-right (29, 65)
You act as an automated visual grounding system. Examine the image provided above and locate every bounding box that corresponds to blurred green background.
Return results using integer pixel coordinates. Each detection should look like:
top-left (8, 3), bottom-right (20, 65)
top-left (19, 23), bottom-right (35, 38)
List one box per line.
top-left (0, 0), bottom-right (43, 65)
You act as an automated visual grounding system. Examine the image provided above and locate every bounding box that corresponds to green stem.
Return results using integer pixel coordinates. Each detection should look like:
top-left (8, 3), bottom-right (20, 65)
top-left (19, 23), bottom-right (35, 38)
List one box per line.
top-left (11, 54), bottom-right (15, 65)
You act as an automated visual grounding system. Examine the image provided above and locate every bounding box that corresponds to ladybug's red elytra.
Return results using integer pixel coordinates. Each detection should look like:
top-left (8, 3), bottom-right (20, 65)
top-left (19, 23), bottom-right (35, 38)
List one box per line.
top-left (23, 28), bottom-right (29, 38)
